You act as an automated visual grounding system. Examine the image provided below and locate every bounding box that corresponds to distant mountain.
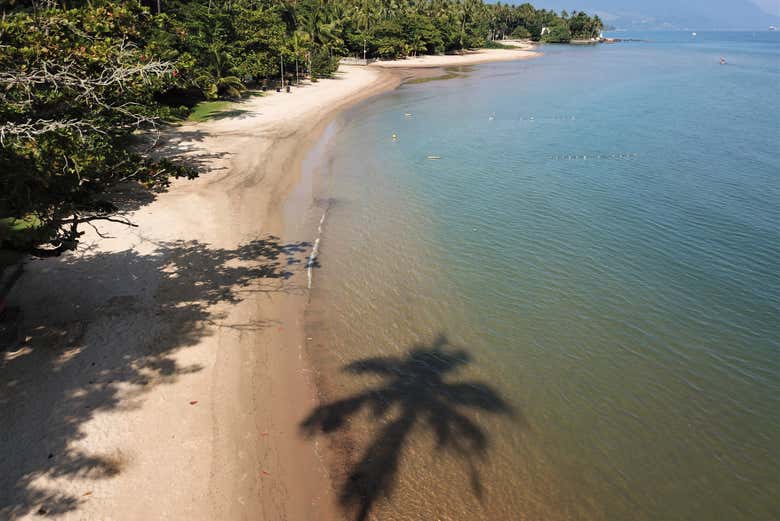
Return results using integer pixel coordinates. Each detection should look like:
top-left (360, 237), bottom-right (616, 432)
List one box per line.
top-left (531, 0), bottom-right (780, 30)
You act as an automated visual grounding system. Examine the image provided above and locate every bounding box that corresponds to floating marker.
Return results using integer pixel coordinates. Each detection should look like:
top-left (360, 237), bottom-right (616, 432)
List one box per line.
top-left (550, 151), bottom-right (639, 161)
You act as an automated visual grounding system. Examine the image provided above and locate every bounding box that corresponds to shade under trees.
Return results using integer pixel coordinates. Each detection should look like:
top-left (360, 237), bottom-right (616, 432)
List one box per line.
top-left (0, 0), bottom-right (601, 253)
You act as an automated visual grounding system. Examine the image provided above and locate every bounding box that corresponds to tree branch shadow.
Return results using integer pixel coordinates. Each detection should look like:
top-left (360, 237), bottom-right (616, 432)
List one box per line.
top-left (0, 235), bottom-right (311, 518)
top-left (149, 128), bottom-right (232, 176)
top-left (200, 109), bottom-right (256, 121)
top-left (300, 334), bottom-right (517, 521)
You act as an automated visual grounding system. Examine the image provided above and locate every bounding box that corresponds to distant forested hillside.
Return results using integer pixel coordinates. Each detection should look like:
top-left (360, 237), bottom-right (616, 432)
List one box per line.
top-left (534, 0), bottom-right (780, 30)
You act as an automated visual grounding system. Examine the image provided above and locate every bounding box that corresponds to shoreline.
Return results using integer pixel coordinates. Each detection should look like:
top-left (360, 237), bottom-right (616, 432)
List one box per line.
top-left (370, 43), bottom-right (540, 68)
top-left (2, 46), bottom-right (538, 520)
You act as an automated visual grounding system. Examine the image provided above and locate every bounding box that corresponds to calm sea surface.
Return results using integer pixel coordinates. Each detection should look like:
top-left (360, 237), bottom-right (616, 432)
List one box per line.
top-left (290, 32), bottom-right (780, 520)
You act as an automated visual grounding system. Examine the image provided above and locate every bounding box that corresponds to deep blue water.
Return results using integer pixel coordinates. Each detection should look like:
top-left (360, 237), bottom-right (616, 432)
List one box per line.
top-left (301, 32), bottom-right (780, 520)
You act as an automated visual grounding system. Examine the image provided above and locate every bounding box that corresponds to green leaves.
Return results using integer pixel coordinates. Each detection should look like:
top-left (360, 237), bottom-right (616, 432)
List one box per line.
top-left (0, 0), bottom-right (601, 252)
top-left (0, 1), bottom-right (193, 252)
top-left (541, 21), bottom-right (572, 43)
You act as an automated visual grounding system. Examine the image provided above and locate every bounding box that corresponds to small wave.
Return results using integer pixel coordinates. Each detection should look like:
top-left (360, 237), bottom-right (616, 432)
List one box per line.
top-left (308, 211), bottom-right (327, 289)
top-left (318, 212), bottom-right (326, 234)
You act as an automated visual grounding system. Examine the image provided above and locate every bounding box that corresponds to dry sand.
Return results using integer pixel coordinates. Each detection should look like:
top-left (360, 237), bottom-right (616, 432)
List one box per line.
top-left (1, 46), bottom-right (537, 521)
top-left (371, 45), bottom-right (539, 68)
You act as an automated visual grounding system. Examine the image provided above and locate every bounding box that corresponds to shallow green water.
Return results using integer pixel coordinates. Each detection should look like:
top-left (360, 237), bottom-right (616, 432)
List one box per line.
top-left (296, 32), bottom-right (780, 520)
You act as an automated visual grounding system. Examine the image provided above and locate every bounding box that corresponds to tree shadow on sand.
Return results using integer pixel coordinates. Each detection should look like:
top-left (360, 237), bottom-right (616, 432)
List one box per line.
top-left (0, 235), bottom-right (311, 518)
top-left (300, 334), bottom-right (517, 521)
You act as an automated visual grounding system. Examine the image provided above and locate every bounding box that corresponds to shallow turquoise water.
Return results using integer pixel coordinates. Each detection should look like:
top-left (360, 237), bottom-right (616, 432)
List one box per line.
top-left (300, 33), bottom-right (780, 520)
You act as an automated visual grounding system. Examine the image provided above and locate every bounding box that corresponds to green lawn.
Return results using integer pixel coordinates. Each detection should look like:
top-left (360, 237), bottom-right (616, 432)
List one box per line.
top-left (0, 215), bottom-right (43, 254)
top-left (482, 40), bottom-right (515, 49)
top-left (0, 215), bottom-right (41, 233)
top-left (186, 100), bottom-right (235, 122)
top-left (185, 91), bottom-right (264, 122)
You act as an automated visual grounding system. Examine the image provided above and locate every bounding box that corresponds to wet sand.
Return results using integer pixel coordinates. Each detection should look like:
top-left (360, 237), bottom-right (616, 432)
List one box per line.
top-left (1, 46), bottom-right (538, 520)
top-left (371, 44), bottom-right (539, 68)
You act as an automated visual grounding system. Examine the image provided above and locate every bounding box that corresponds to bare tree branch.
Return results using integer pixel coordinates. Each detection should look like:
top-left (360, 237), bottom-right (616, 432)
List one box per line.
top-left (0, 118), bottom-right (106, 145)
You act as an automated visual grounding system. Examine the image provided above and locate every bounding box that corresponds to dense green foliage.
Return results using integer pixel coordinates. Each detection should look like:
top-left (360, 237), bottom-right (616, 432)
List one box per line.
top-left (0, 2), bottom-right (195, 252)
top-left (0, 0), bottom-right (600, 252)
top-left (488, 4), bottom-right (603, 43)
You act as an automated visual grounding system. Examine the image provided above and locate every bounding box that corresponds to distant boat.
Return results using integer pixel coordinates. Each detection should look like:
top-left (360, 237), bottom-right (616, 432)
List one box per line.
top-left (692, 32), bottom-right (697, 37)
top-left (770, 26), bottom-right (777, 31)
top-left (427, 155), bottom-right (441, 160)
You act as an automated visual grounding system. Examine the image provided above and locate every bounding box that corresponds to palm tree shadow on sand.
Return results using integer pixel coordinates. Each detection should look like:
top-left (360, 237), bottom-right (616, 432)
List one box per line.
top-left (300, 334), bottom-right (517, 521)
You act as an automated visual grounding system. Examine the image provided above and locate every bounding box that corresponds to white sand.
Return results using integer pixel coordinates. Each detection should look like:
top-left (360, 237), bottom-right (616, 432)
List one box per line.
top-left (2, 47), bottom-right (538, 521)
top-left (370, 45), bottom-right (539, 68)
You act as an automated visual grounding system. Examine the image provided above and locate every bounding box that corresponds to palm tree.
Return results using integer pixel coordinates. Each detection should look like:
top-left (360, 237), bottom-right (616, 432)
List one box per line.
top-left (291, 30), bottom-right (310, 83)
top-left (203, 43), bottom-right (244, 98)
top-left (354, 0), bottom-right (373, 59)
top-left (301, 334), bottom-right (515, 521)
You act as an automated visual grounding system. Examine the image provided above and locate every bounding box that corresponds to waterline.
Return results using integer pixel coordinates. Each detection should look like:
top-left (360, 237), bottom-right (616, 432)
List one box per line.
top-left (302, 33), bottom-right (780, 521)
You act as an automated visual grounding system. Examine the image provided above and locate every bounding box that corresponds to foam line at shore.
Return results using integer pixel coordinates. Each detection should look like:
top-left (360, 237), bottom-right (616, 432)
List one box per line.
top-left (1, 46), bottom-right (543, 521)
top-left (307, 211), bottom-right (327, 289)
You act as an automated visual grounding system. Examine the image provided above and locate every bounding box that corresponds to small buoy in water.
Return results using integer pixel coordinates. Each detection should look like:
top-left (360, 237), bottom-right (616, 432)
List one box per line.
top-left (392, 133), bottom-right (398, 141)
top-left (427, 155), bottom-right (441, 160)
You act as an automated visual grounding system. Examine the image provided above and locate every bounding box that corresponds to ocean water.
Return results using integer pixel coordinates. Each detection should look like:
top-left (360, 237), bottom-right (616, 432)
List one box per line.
top-left (293, 32), bottom-right (780, 520)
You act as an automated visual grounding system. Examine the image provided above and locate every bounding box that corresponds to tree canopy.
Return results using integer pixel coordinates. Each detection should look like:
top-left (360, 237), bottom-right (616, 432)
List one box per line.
top-left (0, 0), bottom-right (601, 253)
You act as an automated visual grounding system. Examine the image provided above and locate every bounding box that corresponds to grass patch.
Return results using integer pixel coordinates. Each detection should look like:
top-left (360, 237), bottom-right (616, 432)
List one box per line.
top-left (187, 100), bottom-right (235, 122)
top-left (163, 90), bottom-right (265, 124)
top-left (0, 215), bottom-right (45, 252)
top-left (1, 215), bottom-right (41, 233)
top-left (185, 91), bottom-right (264, 122)
top-left (163, 89), bottom-right (265, 125)
top-left (482, 40), bottom-right (514, 49)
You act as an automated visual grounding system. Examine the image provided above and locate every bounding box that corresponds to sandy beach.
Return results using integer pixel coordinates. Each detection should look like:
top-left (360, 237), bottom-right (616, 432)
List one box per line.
top-left (1, 46), bottom-right (537, 520)
top-left (372, 44), bottom-right (539, 68)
